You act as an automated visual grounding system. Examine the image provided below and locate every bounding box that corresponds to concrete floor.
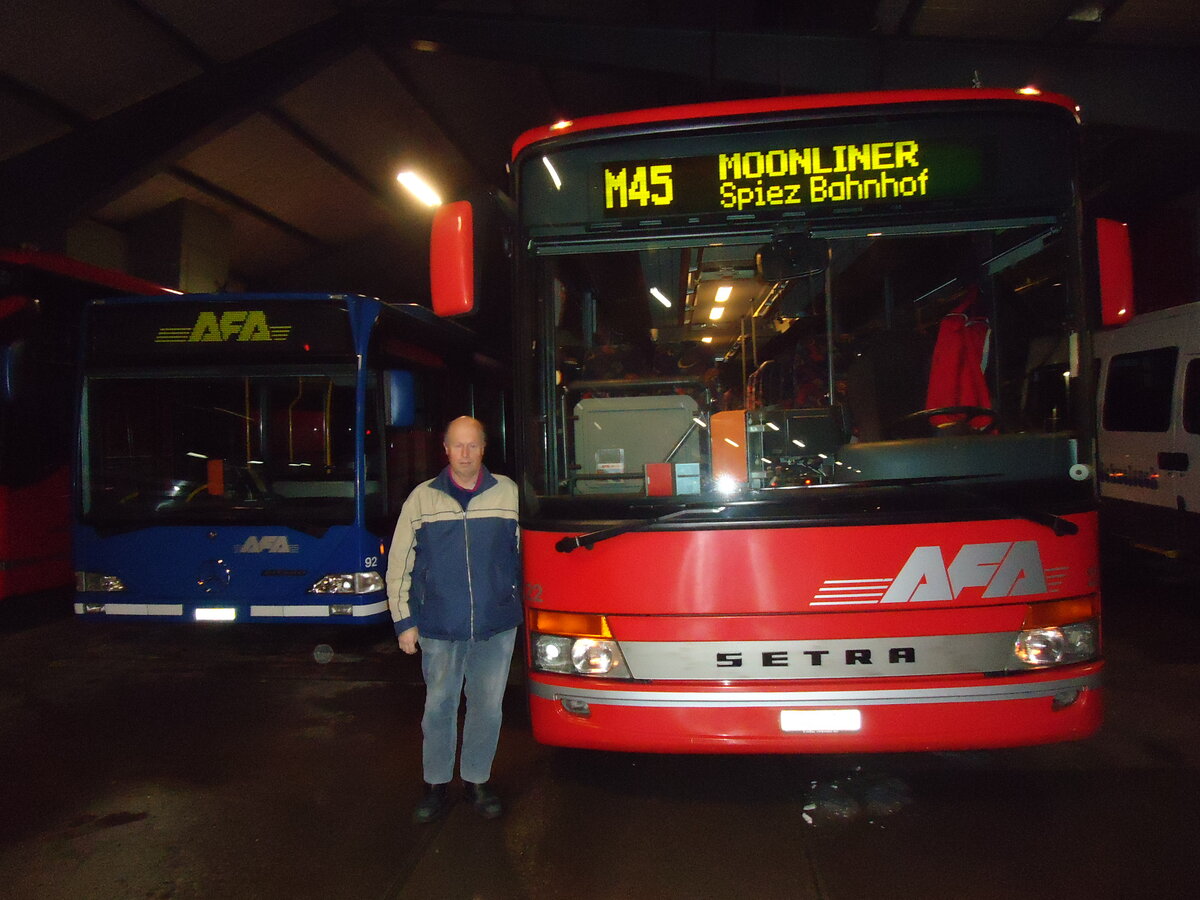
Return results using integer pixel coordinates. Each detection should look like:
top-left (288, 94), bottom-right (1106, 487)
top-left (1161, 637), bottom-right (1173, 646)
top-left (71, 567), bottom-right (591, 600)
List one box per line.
top-left (1, 556), bottom-right (1197, 900)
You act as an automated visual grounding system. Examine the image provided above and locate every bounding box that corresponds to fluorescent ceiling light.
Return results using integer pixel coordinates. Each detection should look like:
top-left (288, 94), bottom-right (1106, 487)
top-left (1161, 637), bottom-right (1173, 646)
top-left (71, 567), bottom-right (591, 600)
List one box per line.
top-left (714, 285), bottom-right (733, 303)
top-left (396, 171), bottom-right (442, 207)
top-left (700, 336), bottom-right (713, 344)
top-left (650, 287), bottom-right (672, 308)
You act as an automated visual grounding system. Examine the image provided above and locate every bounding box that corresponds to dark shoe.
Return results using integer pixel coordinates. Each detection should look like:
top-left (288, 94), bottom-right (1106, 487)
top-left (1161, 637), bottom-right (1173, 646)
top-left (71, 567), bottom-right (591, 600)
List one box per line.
top-left (463, 781), bottom-right (502, 819)
top-left (413, 783), bottom-right (450, 824)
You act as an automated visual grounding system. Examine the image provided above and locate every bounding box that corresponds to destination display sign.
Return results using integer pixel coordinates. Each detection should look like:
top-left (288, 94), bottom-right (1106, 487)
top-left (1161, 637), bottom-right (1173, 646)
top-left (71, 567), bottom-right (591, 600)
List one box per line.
top-left (598, 137), bottom-right (979, 219)
top-left (85, 298), bottom-right (357, 366)
top-left (520, 109), bottom-right (1073, 232)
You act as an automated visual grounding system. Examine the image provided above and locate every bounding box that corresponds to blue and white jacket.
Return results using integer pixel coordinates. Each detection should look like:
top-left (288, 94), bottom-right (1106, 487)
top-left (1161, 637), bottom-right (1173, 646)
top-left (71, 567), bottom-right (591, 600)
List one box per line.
top-left (385, 466), bottom-right (521, 641)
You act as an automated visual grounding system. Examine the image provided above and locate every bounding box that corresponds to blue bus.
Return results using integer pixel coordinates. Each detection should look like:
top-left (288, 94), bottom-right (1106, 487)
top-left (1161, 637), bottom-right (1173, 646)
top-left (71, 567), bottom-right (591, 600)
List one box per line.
top-left (73, 293), bottom-right (508, 623)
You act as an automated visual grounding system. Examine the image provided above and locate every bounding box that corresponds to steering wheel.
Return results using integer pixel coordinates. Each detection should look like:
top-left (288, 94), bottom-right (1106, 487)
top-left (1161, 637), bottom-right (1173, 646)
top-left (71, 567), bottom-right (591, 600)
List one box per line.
top-left (888, 406), bottom-right (998, 438)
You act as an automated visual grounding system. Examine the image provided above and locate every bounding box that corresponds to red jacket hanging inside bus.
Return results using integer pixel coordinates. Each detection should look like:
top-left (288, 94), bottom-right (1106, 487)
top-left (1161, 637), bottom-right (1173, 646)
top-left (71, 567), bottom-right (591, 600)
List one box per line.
top-left (925, 286), bottom-right (995, 431)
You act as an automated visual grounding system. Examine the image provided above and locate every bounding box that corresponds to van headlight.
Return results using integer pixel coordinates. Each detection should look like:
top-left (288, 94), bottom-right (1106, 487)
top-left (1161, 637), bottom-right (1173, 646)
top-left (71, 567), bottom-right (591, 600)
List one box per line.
top-left (309, 572), bottom-right (384, 594)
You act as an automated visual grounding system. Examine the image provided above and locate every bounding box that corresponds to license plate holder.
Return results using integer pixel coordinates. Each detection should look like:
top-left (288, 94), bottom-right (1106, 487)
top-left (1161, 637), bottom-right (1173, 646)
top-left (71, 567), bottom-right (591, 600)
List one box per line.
top-left (780, 709), bottom-right (862, 733)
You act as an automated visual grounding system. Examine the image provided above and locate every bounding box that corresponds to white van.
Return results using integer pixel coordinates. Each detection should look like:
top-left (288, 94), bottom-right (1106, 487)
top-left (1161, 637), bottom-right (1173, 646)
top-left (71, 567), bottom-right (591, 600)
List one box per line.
top-left (1094, 301), bottom-right (1200, 562)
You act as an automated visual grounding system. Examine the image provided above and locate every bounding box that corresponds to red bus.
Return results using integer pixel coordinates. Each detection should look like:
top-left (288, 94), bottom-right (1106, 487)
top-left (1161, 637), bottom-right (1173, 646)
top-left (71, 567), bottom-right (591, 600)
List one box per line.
top-left (434, 89), bottom-right (1129, 752)
top-left (0, 249), bottom-right (175, 601)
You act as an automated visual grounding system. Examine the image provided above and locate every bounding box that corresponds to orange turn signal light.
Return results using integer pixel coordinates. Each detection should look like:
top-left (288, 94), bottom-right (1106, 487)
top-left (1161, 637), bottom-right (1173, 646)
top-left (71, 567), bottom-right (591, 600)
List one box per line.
top-left (1021, 594), bottom-right (1099, 629)
top-left (529, 609), bottom-right (612, 638)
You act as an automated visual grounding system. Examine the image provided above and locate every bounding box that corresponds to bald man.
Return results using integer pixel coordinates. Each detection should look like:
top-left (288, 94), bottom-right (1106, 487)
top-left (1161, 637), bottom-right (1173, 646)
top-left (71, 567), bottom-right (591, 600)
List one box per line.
top-left (386, 416), bottom-right (521, 823)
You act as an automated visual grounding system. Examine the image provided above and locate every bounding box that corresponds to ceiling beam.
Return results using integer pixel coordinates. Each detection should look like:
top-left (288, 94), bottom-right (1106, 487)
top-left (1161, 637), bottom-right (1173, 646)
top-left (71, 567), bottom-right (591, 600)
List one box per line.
top-left (385, 12), bottom-right (1200, 134)
top-left (0, 12), bottom-right (364, 246)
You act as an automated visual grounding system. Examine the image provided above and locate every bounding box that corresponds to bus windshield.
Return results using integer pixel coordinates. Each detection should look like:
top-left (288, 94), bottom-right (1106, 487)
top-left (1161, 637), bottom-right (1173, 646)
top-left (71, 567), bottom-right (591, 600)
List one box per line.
top-left (81, 372), bottom-right (376, 526)
top-left (534, 219), bottom-right (1084, 504)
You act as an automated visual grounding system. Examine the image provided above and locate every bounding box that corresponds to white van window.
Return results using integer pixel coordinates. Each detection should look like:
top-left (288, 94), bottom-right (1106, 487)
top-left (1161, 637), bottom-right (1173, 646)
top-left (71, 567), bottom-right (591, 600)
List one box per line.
top-left (1184, 358), bottom-right (1200, 435)
top-left (1103, 347), bottom-right (1178, 432)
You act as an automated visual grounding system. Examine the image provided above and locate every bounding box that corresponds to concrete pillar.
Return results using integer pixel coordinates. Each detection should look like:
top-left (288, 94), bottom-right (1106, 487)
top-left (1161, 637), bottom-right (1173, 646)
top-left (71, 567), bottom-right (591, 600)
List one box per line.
top-left (128, 199), bottom-right (232, 293)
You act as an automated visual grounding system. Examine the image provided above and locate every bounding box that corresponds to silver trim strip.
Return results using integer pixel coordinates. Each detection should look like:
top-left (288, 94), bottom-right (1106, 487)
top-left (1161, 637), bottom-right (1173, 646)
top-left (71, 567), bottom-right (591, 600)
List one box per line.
top-left (73, 601), bottom-right (388, 618)
top-left (530, 674), bottom-right (1100, 708)
top-left (74, 603), bottom-right (185, 616)
top-left (619, 633), bottom-right (1021, 680)
top-left (249, 600), bottom-right (388, 617)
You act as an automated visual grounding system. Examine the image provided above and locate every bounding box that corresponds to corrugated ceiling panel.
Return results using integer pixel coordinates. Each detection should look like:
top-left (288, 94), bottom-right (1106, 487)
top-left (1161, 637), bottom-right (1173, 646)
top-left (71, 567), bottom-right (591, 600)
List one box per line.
top-left (395, 48), bottom-right (554, 172)
top-left (142, 0), bottom-right (342, 64)
top-left (175, 114), bottom-right (391, 244)
top-left (0, 0), bottom-right (199, 118)
top-left (1099, 0), bottom-right (1200, 46)
top-left (276, 48), bottom-right (475, 199)
top-left (914, 0), bottom-right (1070, 41)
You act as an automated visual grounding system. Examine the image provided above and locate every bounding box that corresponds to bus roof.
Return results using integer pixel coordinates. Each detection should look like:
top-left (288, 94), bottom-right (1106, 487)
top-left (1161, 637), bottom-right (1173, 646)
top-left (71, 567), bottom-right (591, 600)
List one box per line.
top-left (511, 87), bottom-right (1078, 160)
top-left (90, 291), bottom-right (372, 305)
top-left (0, 247), bottom-right (177, 296)
top-left (86, 292), bottom-right (478, 344)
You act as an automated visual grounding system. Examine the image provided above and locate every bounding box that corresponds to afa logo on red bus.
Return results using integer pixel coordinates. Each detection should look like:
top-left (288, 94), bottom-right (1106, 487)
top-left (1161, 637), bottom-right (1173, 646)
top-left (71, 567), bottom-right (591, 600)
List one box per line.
top-left (813, 540), bottom-right (1065, 607)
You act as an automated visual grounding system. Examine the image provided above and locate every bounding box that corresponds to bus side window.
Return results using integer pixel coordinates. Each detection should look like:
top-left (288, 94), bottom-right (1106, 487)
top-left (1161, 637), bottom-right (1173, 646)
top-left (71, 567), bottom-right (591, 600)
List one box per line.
top-left (381, 369), bottom-right (447, 514)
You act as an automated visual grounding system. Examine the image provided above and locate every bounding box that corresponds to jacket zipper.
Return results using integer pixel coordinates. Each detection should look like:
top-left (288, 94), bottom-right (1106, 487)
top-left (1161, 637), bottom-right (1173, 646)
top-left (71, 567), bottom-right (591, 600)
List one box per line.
top-left (463, 501), bottom-right (475, 640)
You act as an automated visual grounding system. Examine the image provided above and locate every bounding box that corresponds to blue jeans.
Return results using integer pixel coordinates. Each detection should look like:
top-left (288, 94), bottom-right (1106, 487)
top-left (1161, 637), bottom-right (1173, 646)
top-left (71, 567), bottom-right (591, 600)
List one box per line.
top-left (419, 627), bottom-right (518, 785)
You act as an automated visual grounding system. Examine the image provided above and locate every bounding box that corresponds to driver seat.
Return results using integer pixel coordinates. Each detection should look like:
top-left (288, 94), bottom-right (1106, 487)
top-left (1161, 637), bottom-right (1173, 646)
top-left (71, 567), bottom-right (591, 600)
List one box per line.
top-left (845, 330), bottom-right (933, 442)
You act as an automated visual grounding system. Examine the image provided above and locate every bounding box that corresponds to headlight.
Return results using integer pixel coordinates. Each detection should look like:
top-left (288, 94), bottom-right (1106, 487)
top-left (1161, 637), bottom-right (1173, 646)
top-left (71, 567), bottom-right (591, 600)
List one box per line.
top-left (75, 572), bottom-right (126, 592)
top-left (308, 572), bottom-right (384, 594)
top-left (1014, 621), bottom-right (1098, 667)
top-left (532, 632), bottom-right (630, 678)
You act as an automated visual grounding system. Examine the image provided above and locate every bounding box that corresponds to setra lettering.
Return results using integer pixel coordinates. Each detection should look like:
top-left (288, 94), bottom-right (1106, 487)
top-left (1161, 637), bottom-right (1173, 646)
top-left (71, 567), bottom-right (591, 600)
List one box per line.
top-left (712, 647), bottom-right (915, 668)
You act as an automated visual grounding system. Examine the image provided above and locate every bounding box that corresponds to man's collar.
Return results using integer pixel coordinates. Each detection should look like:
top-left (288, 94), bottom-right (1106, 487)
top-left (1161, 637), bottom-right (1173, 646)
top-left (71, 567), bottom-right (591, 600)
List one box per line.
top-left (436, 465), bottom-right (493, 494)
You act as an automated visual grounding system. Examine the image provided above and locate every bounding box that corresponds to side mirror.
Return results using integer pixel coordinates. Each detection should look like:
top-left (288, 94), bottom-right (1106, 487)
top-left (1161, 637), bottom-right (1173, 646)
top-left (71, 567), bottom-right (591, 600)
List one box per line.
top-left (430, 190), bottom-right (514, 320)
top-left (431, 201), bottom-right (475, 317)
top-left (1096, 218), bottom-right (1133, 326)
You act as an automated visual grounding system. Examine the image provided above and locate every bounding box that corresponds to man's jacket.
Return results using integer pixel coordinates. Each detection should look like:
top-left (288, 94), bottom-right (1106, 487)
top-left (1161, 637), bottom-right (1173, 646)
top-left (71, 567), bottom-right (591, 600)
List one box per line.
top-left (386, 467), bottom-right (521, 641)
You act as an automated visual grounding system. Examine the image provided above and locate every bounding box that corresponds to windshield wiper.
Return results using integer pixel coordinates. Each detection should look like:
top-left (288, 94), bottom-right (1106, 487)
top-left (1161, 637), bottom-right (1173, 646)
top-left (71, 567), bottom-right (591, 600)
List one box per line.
top-left (555, 506), bottom-right (726, 553)
top-left (854, 474), bottom-right (1079, 536)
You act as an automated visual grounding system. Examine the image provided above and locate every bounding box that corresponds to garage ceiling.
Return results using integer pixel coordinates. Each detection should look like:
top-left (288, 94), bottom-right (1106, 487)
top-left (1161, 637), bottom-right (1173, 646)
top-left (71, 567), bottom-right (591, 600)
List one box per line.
top-left (1, 0), bottom-right (1198, 301)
